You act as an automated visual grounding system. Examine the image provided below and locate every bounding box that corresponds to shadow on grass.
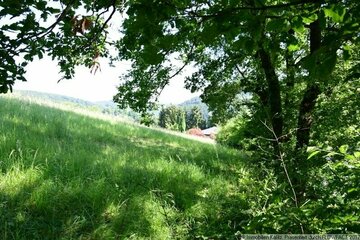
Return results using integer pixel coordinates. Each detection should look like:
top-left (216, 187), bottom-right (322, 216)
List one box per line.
top-left (1, 158), bottom-right (205, 239)
top-left (0, 103), bottom-right (247, 239)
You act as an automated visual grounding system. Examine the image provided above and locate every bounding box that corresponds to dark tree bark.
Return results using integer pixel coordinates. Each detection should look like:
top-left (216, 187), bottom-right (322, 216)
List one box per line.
top-left (294, 19), bottom-right (324, 213)
top-left (296, 84), bottom-right (321, 148)
top-left (258, 48), bottom-right (283, 138)
top-left (254, 86), bottom-right (268, 106)
top-left (295, 19), bottom-right (322, 149)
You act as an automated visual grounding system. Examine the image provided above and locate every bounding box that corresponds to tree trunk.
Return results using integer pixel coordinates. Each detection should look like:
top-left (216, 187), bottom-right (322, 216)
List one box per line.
top-left (294, 20), bottom-right (323, 212)
top-left (295, 20), bottom-right (322, 149)
top-left (295, 84), bottom-right (321, 148)
top-left (258, 48), bottom-right (283, 138)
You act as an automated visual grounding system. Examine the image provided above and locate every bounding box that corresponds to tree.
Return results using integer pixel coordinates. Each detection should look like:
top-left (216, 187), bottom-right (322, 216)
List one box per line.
top-left (0, 0), bottom-right (118, 93)
top-left (0, 0), bottom-right (358, 143)
top-left (1, 1), bottom-right (359, 154)
top-left (112, 0), bottom-right (359, 155)
top-left (186, 106), bottom-right (205, 129)
top-left (179, 108), bottom-right (186, 132)
top-left (1, 0), bottom-right (359, 234)
top-left (158, 105), bottom-right (186, 132)
top-left (109, 0), bottom-right (359, 213)
top-left (158, 107), bottom-right (167, 129)
top-left (139, 112), bottom-right (155, 127)
top-left (1, 0), bottom-right (358, 137)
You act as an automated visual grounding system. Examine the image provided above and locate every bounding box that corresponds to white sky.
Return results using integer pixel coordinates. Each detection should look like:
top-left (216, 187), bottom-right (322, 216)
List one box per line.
top-left (14, 56), bottom-right (199, 104)
top-left (11, 3), bottom-right (200, 104)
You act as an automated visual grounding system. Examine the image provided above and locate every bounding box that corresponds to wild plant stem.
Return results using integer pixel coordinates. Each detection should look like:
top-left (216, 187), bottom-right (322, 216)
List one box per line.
top-left (261, 120), bottom-right (304, 234)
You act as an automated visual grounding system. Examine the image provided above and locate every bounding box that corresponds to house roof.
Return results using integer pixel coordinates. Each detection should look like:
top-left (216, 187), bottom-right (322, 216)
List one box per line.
top-left (201, 127), bottom-right (218, 135)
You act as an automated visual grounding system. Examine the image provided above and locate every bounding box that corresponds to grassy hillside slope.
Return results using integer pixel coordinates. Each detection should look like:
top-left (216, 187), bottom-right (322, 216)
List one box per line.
top-left (0, 97), bottom-right (260, 239)
top-left (11, 90), bottom-right (140, 122)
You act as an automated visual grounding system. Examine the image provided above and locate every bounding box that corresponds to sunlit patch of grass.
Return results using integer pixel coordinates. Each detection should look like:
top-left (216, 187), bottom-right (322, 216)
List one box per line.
top-left (0, 167), bottom-right (43, 198)
top-left (0, 97), bottom-right (255, 239)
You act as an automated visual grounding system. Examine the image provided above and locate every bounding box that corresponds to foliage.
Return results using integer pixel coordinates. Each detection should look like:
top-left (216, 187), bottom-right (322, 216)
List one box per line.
top-left (186, 106), bottom-right (205, 130)
top-left (305, 144), bottom-right (360, 233)
top-left (216, 102), bottom-right (276, 152)
top-left (0, 0), bottom-right (113, 92)
top-left (216, 114), bottom-right (249, 149)
top-left (311, 77), bottom-right (360, 148)
top-left (159, 105), bottom-right (207, 132)
top-left (139, 112), bottom-right (156, 127)
top-left (179, 96), bottom-right (210, 126)
top-left (111, 0), bottom-right (359, 140)
top-left (158, 105), bottom-right (186, 132)
top-left (217, 70), bottom-right (360, 233)
top-left (1, 0), bottom-right (360, 236)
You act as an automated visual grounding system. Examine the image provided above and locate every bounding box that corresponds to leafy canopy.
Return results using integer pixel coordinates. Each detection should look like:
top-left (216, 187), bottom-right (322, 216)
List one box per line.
top-left (1, 0), bottom-right (358, 111)
top-left (1, 0), bottom-right (360, 234)
top-left (1, 0), bottom-right (359, 149)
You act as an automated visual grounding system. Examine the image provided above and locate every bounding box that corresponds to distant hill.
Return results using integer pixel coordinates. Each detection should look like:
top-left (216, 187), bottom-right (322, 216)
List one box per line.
top-left (179, 96), bottom-right (203, 106)
top-left (11, 91), bottom-right (210, 124)
top-left (14, 90), bottom-right (96, 107)
top-left (95, 100), bottom-right (118, 108)
top-left (179, 96), bottom-right (210, 123)
top-left (11, 90), bottom-right (140, 122)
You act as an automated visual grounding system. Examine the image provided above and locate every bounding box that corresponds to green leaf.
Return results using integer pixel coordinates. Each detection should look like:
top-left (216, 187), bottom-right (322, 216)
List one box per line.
top-left (36, 1), bottom-right (47, 10)
top-left (47, 7), bottom-right (61, 14)
top-left (339, 145), bottom-right (348, 154)
top-left (325, 152), bottom-right (339, 157)
top-left (200, 23), bottom-right (219, 44)
top-left (324, 5), bottom-right (346, 23)
top-left (307, 146), bottom-right (318, 153)
top-left (318, 52), bottom-right (337, 77)
top-left (345, 154), bottom-right (355, 161)
top-left (343, 49), bottom-right (350, 61)
top-left (302, 14), bottom-right (318, 24)
top-left (347, 188), bottom-right (358, 193)
top-left (302, 54), bottom-right (316, 75)
top-left (291, 16), bottom-right (305, 34)
top-left (267, 19), bottom-right (290, 32)
top-left (288, 44), bottom-right (300, 52)
top-left (308, 150), bottom-right (320, 159)
top-left (234, 37), bottom-right (255, 53)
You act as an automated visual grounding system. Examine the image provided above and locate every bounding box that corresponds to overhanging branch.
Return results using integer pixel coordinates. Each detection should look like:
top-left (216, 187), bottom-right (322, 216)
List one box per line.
top-left (186, 0), bottom-right (339, 20)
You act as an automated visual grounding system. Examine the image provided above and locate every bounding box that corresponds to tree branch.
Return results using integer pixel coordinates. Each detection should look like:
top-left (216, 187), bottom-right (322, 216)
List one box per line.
top-left (156, 45), bottom-right (196, 98)
top-left (261, 120), bottom-right (304, 234)
top-left (97, 0), bottom-right (117, 38)
top-left (186, 0), bottom-right (338, 20)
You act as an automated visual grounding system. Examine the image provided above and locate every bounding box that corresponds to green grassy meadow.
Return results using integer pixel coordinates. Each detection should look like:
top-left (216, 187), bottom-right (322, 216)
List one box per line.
top-left (0, 97), bottom-right (260, 239)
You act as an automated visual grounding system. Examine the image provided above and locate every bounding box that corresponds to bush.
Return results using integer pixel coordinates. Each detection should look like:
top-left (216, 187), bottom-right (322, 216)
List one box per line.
top-left (304, 144), bottom-right (360, 233)
top-left (216, 112), bottom-right (265, 150)
top-left (216, 115), bottom-right (247, 148)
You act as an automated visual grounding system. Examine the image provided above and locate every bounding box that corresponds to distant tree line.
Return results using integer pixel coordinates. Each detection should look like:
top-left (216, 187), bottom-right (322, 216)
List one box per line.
top-left (158, 105), bottom-right (207, 132)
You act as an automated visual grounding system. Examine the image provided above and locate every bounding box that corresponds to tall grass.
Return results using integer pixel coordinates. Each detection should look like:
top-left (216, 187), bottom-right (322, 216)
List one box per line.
top-left (0, 97), bottom-right (259, 239)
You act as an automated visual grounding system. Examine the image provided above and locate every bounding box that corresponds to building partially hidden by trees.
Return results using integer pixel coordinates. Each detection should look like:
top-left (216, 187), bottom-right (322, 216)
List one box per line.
top-left (0, 0), bottom-right (359, 234)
